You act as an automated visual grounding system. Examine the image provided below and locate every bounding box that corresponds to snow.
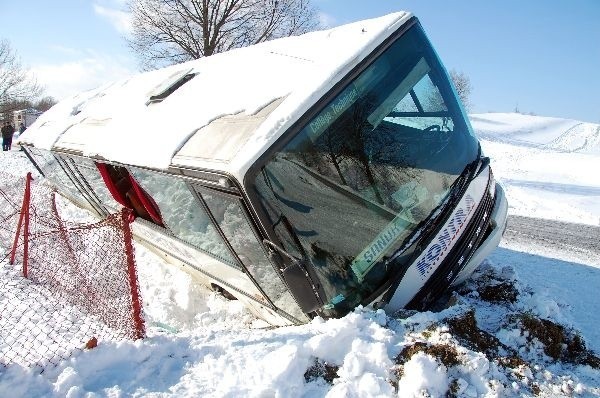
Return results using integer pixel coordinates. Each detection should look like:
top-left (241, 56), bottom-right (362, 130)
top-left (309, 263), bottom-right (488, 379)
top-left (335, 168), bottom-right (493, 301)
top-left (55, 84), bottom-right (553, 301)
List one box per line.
top-left (2, 111), bottom-right (600, 396)
top-left (396, 352), bottom-right (449, 396)
top-left (473, 112), bottom-right (600, 226)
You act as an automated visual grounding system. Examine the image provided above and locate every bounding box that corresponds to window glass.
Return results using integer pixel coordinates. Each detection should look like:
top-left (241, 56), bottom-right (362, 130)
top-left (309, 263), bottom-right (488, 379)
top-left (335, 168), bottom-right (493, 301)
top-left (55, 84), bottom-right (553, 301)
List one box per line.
top-left (252, 24), bottom-right (479, 316)
top-left (385, 74), bottom-right (454, 132)
top-left (71, 158), bottom-right (121, 211)
top-left (199, 188), bottom-right (307, 321)
top-left (27, 148), bottom-right (88, 204)
top-left (96, 164), bottom-right (164, 225)
top-left (130, 169), bottom-right (235, 266)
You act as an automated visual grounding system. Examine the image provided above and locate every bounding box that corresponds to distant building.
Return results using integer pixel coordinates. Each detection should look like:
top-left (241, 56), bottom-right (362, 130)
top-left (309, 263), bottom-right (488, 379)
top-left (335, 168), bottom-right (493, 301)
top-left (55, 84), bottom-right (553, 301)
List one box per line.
top-left (13, 108), bottom-right (43, 129)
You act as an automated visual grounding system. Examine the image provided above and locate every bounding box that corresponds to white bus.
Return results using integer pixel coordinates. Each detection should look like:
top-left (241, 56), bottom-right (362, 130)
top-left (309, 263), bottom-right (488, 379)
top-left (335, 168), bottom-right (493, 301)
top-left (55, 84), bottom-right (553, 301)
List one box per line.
top-left (18, 12), bottom-right (507, 326)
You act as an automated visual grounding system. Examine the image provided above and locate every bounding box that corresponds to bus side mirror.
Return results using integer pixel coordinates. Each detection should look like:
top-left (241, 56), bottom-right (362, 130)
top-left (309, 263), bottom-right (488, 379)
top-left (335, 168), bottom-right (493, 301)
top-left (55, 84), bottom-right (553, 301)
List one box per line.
top-left (264, 239), bottom-right (322, 314)
top-left (281, 259), bottom-right (321, 314)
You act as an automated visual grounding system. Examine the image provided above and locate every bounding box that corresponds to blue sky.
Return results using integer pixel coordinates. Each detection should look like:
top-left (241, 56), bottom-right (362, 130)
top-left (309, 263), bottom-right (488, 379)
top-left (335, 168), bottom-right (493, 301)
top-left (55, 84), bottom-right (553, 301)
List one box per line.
top-left (1, 0), bottom-right (598, 122)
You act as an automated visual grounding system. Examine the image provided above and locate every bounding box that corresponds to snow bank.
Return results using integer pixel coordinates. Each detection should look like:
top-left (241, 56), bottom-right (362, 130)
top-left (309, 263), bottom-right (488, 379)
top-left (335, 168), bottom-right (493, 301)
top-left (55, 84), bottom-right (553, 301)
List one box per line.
top-left (472, 112), bottom-right (600, 226)
top-left (3, 109), bottom-right (600, 396)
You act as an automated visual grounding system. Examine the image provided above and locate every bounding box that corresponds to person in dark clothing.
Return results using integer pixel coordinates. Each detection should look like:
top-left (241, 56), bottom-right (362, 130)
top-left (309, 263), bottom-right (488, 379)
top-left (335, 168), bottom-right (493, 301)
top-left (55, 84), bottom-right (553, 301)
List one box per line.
top-left (19, 122), bottom-right (26, 134)
top-left (1, 121), bottom-right (15, 151)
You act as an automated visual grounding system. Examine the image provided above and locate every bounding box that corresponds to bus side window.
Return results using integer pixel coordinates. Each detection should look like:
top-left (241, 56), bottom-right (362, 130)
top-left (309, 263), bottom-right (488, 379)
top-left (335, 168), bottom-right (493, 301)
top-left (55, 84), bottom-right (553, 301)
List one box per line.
top-left (129, 169), bottom-right (237, 267)
top-left (24, 148), bottom-right (89, 206)
top-left (95, 163), bottom-right (164, 226)
top-left (197, 187), bottom-right (308, 322)
top-left (71, 158), bottom-right (122, 212)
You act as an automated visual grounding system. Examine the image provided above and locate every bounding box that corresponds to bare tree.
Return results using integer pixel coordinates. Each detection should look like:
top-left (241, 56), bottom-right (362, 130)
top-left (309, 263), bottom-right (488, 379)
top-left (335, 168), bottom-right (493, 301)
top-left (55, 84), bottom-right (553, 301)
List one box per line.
top-left (449, 69), bottom-right (472, 111)
top-left (34, 96), bottom-right (58, 112)
top-left (0, 39), bottom-right (42, 114)
top-left (127, 0), bottom-right (319, 70)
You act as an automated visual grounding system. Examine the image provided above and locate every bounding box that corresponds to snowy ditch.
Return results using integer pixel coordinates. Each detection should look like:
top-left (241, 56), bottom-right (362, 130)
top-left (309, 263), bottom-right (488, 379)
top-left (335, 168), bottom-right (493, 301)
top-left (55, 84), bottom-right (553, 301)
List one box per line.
top-left (1, 109), bottom-right (600, 397)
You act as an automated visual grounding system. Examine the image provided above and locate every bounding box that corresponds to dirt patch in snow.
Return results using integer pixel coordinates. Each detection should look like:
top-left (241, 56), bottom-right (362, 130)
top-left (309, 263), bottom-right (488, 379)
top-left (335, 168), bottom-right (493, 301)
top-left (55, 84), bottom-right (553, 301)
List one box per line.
top-left (447, 310), bottom-right (502, 358)
top-left (517, 314), bottom-right (600, 368)
top-left (396, 341), bottom-right (460, 368)
top-left (304, 358), bottom-right (339, 384)
top-left (477, 281), bottom-right (519, 304)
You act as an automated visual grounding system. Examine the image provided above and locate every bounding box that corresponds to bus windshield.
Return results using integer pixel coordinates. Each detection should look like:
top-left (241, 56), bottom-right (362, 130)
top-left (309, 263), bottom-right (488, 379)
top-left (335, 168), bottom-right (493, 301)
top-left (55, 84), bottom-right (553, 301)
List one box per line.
top-left (252, 23), bottom-right (479, 316)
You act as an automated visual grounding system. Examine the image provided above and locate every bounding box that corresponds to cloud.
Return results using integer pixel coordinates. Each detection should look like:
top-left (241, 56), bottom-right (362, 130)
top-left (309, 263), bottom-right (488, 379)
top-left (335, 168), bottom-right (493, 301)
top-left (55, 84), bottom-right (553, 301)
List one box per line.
top-left (47, 45), bottom-right (83, 57)
top-left (318, 12), bottom-right (337, 28)
top-left (31, 52), bottom-right (135, 101)
top-left (93, 3), bottom-right (132, 35)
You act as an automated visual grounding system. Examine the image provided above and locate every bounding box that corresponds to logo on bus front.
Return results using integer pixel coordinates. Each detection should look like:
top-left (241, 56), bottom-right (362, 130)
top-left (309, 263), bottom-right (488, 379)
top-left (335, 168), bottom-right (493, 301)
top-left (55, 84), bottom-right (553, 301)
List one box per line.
top-left (415, 195), bottom-right (476, 279)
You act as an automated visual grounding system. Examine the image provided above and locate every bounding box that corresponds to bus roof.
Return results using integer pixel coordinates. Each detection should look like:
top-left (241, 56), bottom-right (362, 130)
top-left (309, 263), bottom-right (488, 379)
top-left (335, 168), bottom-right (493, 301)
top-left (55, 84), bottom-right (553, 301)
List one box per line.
top-left (18, 12), bottom-right (412, 182)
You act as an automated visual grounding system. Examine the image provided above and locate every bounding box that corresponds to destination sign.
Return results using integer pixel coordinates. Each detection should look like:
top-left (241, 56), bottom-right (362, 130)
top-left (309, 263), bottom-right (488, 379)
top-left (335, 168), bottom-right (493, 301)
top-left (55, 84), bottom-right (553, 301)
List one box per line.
top-left (308, 84), bottom-right (359, 139)
top-left (350, 212), bottom-right (412, 282)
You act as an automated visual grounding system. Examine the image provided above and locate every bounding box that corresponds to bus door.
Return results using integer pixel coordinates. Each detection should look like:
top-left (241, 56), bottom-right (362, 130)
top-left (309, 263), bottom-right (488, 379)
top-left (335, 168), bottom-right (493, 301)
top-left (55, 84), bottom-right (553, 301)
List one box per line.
top-left (191, 184), bottom-right (308, 323)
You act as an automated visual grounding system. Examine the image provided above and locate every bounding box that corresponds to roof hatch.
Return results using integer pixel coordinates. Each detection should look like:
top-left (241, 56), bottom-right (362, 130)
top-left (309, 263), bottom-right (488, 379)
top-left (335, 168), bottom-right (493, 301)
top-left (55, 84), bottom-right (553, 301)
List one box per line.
top-left (146, 68), bottom-right (197, 105)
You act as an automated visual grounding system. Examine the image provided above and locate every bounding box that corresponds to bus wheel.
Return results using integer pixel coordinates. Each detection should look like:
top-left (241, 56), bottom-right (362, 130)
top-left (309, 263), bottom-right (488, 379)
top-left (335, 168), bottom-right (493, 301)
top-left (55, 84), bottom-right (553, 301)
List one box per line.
top-left (211, 284), bottom-right (237, 300)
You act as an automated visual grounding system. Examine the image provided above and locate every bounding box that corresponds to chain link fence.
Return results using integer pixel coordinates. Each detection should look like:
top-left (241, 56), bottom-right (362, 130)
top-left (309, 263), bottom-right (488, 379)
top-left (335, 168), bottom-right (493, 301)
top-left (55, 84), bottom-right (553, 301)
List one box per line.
top-left (0, 172), bottom-right (145, 369)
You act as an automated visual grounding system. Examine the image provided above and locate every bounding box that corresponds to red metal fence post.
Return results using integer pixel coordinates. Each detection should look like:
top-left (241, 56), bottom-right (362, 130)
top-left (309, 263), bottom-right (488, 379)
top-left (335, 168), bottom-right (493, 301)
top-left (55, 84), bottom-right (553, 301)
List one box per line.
top-left (121, 209), bottom-right (145, 339)
top-left (10, 173), bottom-right (32, 278)
top-left (9, 202), bottom-right (25, 266)
top-left (22, 173), bottom-right (31, 278)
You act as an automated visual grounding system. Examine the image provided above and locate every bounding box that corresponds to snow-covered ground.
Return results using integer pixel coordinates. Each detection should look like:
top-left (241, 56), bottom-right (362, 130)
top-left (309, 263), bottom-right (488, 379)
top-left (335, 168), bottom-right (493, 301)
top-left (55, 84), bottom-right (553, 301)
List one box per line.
top-left (1, 112), bottom-right (599, 397)
top-left (473, 112), bottom-right (600, 226)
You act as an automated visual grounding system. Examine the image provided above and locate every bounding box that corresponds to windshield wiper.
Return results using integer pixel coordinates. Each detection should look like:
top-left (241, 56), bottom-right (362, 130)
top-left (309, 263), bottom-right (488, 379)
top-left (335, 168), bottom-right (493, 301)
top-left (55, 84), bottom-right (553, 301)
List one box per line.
top-left (451, 156), bottom-right (483, 202)
top-left (446, 142), bottom-right (484, 206)
top-left (388, 148), bottom-right (485, 265)
top-left (272, 214), bottom-right (308, 259)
